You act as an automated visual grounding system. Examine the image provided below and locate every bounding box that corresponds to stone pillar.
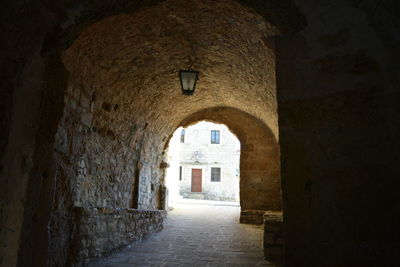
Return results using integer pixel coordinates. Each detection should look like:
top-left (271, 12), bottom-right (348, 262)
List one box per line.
top-left (263, 211), bottom-right (284, 262)
top-left (160, 185), bottom-right (168, 210)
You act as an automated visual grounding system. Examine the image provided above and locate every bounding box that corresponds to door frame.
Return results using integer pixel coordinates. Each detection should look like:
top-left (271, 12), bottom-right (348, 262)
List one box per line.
top-left (191, 168), bottom-right (202, 192)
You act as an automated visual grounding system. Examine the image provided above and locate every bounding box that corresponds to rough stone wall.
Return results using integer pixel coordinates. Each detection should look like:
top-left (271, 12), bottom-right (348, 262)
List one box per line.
top-left (0, 2), bottom-right (69, 266)
top-left (276, 0), bottom-right (400, 266)
top-left (53, 63), bottom-right (167, 209)
top-left (49, 69), bottom-right (166, 264)
top-left (74, 208), bottom-right (166, 264)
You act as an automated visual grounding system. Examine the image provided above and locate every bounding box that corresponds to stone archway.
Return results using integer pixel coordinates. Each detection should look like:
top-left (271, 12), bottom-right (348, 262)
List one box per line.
top-left (2, 0), bottom-right (397, 266)
top-left (50, 0), bottom-right (281, 263)
top-left (0, 0), bottom-right (303, 266)
top-left (174, 107), bottom-right (281, 223)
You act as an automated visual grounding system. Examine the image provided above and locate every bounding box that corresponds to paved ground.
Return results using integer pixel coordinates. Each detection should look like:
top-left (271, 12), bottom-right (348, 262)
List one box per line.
top-left (88, 200), bottom-right (277, 266)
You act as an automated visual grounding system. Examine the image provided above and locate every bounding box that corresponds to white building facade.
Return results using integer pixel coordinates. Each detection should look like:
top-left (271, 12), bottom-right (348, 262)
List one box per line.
top-left (166, 121), bottom-right (240, 202)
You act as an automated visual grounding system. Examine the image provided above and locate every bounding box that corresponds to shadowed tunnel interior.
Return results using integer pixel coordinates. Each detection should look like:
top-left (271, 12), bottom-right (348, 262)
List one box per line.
top-left (46, 1), bottom-right (282, 264)
top-left (0, 0), bottom-right (399, 266)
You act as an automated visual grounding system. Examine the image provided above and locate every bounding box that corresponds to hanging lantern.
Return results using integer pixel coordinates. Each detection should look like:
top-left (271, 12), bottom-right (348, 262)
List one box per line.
top-left (179, 70), bottom-right (199, 95)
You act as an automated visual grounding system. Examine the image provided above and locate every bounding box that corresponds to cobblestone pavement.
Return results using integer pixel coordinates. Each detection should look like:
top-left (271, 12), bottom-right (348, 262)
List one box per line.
top-left (88, 201), bottom-right (277, 266)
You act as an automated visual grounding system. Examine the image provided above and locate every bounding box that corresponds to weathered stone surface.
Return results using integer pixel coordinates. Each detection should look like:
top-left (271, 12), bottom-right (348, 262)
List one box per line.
top-left (263, 211), bottom-right (284, 262)
top-left (73, 207), bottom-right (166, 264)
top-left (240, 209), bottom-right (268, 225)
top-left (54, 75), bottom-right (165, 211)
top-left (275, 1), bottom-right (400, 265)
top-left (62, 0), bottom-right (279, 140)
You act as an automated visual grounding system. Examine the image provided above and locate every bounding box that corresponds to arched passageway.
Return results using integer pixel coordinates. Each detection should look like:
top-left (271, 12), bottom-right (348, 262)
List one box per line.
top-left (2, 0), bottom-right (397, 266)
top-left (47, 0), bottom-right (281, 264)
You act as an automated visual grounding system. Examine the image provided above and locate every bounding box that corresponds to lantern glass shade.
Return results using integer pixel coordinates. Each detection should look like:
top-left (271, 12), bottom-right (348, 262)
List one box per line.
top-left (179, 70), bottom-right (199, 95)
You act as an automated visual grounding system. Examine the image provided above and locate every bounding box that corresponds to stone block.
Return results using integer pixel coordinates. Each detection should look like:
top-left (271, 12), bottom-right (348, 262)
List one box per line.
top-left (240, 210), bottom-right (266, 225)
top-left (263, 211), bottom-right (284, 262)
top-left (54, 127), bottom-right (68, 153)
top-left (81, 112), bottom-right (93, 127)
top-left (80, 93), bottom-right (91, 109)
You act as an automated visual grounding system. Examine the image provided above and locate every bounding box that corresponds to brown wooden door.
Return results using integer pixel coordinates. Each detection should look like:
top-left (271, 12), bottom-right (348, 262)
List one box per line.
top-left (191, 169), bottom-right (202, 192)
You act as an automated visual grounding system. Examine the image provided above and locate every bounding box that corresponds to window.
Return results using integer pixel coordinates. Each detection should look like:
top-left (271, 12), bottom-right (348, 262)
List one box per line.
top-left (179, 166), bottom-right (182, 181)
top-left (211, 167), bottom-right (221, 182)
top-left (180, 129), bottom-right (185, 143)
top-left (211, 130), bottom-right (220, 144)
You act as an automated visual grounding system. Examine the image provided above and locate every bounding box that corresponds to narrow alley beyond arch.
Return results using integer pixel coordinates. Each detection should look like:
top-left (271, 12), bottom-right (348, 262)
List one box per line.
top-left (88, 201), bottom-right (275, 266)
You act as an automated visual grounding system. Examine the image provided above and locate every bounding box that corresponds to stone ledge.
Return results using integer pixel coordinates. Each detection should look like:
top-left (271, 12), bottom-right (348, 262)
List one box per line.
top-left (73, 207), bottom-right (167, 264)
top-left (75, 206), bottom-right (167, 216)
top-left (240, 209), bottom-right (267, 225)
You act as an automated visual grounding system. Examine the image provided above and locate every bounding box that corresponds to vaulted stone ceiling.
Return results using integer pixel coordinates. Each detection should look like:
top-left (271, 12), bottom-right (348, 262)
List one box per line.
top-left (62, 0), bottom-right (279, 143)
